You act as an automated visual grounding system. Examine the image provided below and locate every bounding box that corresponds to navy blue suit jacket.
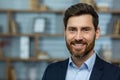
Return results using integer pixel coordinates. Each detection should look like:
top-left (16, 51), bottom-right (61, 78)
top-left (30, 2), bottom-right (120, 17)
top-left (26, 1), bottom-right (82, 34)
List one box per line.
top-left (42, 55), bottom-right (120, 80)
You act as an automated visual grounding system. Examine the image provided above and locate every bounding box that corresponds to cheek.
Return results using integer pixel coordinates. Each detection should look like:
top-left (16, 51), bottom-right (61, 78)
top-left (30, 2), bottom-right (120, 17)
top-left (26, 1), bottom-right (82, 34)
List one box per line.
top-left (65, 33), bottom-right (74, 42)
top-left (88, 35), bottom-right (96, 45)
top-left (84, 34), bottom-right (95, 44)
top-left (65, 36), bottom-right (71, 44)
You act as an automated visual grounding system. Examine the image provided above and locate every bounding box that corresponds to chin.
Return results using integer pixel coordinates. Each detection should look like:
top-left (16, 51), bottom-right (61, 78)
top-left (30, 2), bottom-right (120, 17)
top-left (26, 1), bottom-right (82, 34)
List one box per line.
top-left (71, 49), bottom-right (90, 59)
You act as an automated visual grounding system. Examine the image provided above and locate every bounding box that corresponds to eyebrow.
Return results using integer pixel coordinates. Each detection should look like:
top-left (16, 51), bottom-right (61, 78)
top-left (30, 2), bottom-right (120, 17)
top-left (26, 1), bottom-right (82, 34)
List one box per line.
top-left (67, 25), bottom-right (92, 29)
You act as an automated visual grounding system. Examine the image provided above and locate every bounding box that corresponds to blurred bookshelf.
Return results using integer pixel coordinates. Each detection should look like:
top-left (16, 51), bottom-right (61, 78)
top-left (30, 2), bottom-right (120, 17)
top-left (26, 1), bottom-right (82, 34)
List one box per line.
top-left (0, 0), bottom-right (120, 80)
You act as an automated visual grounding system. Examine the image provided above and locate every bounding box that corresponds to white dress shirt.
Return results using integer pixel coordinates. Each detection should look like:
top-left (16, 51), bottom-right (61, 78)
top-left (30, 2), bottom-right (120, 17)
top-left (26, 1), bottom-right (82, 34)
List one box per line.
top-left (65, 53), bottom-right (96, 80)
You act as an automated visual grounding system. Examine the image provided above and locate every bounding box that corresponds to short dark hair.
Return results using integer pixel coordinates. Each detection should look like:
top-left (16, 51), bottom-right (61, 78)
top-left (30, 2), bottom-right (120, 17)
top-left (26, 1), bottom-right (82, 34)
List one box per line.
top-left (63, 3), bottom-right (99, 31)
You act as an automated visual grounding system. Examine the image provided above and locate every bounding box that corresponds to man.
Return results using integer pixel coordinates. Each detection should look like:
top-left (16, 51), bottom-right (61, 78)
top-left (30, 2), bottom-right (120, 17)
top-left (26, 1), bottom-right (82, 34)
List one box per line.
top-left (42, 3), bottom-right (120, 80)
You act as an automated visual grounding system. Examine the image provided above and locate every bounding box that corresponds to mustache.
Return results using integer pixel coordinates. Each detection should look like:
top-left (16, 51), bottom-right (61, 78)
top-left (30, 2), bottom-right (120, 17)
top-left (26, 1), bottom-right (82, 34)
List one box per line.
top-left (70, 40), bottom-right (87, 44)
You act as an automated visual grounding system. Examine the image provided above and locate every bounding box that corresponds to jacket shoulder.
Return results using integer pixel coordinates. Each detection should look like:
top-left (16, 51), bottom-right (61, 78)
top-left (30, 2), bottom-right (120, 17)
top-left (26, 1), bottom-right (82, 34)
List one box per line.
top-left (91, 56), bottom-right (120, 80)
top-left (42, 59), bottom-right (69, 80)
top-left (103, 60), bottom-right (120, 72)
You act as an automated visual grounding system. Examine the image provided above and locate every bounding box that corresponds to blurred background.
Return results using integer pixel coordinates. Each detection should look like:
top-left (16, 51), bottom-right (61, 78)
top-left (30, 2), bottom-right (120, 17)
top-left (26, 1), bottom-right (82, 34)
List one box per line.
top-left (0, 0), bottom-right (120, 80)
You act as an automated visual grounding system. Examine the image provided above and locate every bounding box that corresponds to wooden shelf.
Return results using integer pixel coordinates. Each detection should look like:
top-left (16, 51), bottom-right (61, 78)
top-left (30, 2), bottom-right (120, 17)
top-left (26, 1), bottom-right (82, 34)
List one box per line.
top-left (1, 33), bottom-right (120, 38)
top-left (0, 33), bottom-right (34, 37)
top-left (101, 34), bottom-right (120, 38)
top-left (0, 9), bottom-right (64, 14)
top-left (1, 8), bottom-right (120, 14)
top-left (0, 57), bottom-right (65, 62)
top-left (0, 33), bottom-right (64, 37)
top-left (111, 59), bottom-right (120, 67)
top-left (111, 59), bottom-right (120, 64)
top-left (98, 9), bottom-right (120, 14)
top-left (0, 57), bottom-right (119, 65)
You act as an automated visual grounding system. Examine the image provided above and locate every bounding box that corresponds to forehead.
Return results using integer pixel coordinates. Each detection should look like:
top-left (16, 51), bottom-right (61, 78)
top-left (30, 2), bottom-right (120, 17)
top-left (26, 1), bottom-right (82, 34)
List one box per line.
top-left (67, 14), bottom-right (93, 27)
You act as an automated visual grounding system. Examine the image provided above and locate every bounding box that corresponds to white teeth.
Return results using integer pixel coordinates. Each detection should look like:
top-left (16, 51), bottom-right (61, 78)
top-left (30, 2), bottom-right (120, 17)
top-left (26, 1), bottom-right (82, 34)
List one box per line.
top-left (75, 44), bottom-right (83, 46)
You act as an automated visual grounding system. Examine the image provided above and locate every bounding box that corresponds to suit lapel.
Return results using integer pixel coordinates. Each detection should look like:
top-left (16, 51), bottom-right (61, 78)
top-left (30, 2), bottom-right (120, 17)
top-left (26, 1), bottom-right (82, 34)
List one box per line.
top-left (57, 59), bottom-right (69, 80)
top-left (89, 56), bottom-right (104, 80)
top-left (56, 56), bottom-right (105, 80)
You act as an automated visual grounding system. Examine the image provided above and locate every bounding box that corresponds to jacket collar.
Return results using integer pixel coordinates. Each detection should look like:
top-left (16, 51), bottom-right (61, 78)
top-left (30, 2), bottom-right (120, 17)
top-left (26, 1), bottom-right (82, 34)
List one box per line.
top-left (89, 55), bottom-right (104, 80)
top-left (58, 55), bottom-right (104, 80)
top-left (57, 59), bottom-right (69, 80)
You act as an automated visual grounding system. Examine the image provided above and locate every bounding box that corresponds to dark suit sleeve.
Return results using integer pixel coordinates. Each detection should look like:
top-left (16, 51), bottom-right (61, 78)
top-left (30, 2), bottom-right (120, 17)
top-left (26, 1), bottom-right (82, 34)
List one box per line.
top-left (42, 63), bottom-right (58, 80)
top-left (103, 63), bottom-right (120, 80)
top-left (42, 69), bottom-right (46, 80)
top-left (42, 59), bottom-right (68, 80)
top-left (117, 69), bottom-right (120, 80)
top-left (42, 65), bottom-right (49, 80)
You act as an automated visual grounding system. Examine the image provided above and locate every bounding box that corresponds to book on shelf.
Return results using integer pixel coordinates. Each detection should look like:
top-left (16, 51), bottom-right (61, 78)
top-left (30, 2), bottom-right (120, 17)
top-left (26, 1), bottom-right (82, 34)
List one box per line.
top-left (28, 67), bottom-right (37, 80)
top-left (80, 0), bottom-right (97, 10)
top-left (33, 17), bottom-right (46, 33)
top-left (37, 51), bottom-right (49, 59)
top-left (103, 45), bottom-right (112, 62)
top-left (11, 67), bottom-right (16, 80)
top-left (113, 19), bottom-right (120, 35)
top-left (0, 40), bottom-right (8, 58)
top-left (29, 0), bottom-right (39, 10)
top-left (0, 48), bottom-right (3, 58)
top-left (10, 20), bottom-right (18, 34)
top-left (0, 26), bottom-right (3, 33)
top-left (8, 66), bottom-right (16, 80)
top-left (20, 36), bottom-right (30, 59)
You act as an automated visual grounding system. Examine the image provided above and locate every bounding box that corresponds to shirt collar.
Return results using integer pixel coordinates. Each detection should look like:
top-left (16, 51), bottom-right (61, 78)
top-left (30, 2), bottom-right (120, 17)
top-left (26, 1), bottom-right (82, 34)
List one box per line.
top-left (68, 53), bottom-right (96, 71)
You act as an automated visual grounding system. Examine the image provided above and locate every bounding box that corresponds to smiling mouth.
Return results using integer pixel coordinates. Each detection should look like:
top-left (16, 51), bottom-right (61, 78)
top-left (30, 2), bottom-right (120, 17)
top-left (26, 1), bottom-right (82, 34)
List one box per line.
top-left (72, 43), bottom-right (85, 50)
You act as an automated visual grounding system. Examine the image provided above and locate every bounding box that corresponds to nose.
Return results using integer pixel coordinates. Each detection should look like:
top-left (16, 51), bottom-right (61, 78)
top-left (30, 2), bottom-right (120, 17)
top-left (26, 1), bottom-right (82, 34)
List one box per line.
top-left (75, 31), bottom-right (83, 41)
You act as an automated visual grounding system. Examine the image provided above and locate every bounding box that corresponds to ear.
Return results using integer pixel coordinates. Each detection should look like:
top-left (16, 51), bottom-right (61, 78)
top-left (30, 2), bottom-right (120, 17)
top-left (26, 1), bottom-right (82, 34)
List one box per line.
top-left (95, 27), bottom-right (101, 39)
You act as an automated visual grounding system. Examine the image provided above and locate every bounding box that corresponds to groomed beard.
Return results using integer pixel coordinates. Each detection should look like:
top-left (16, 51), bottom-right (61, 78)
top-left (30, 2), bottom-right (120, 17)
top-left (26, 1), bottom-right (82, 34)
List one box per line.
top-left (65, 35), bottom-right (96, 60)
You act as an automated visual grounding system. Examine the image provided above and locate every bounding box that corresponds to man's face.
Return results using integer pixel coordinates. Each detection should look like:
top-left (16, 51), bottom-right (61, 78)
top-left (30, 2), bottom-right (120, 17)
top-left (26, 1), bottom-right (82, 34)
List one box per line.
top-left (65, 14), bottom-right (100, 59)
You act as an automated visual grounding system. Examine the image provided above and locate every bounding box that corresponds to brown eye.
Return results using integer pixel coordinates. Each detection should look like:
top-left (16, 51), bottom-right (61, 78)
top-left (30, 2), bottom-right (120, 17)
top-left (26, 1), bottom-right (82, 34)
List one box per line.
top-left (82, 27), bottom-right (91, 32)
top-left (68, 27), bottom-right (76, 32)
top-left (84, 28), bottom-right (90, 31)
